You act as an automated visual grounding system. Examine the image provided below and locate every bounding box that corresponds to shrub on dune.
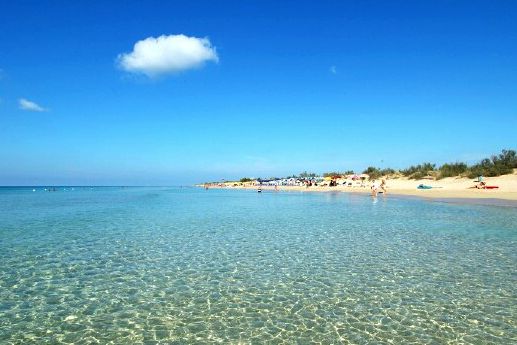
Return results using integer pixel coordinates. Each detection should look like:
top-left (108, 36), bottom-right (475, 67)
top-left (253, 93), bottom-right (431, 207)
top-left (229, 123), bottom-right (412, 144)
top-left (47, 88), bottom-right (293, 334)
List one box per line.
top-left (438, 162), bottom-right (468, 179)
top-left (467, 149), bottom-right (517, 178)
top-left (401, 163), bottom-right (436, 179)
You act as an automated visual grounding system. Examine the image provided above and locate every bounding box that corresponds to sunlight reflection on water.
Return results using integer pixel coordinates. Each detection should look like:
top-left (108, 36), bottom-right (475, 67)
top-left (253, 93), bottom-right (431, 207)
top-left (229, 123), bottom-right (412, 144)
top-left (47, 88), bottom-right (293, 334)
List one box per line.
top-left (0, 187), bottom-right (515, 343)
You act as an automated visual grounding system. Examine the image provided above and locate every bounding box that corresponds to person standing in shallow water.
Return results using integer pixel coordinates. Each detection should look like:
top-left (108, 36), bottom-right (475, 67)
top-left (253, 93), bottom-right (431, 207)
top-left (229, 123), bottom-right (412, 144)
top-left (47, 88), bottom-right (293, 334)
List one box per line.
top-left (371, 180), bottom-right (379, 197)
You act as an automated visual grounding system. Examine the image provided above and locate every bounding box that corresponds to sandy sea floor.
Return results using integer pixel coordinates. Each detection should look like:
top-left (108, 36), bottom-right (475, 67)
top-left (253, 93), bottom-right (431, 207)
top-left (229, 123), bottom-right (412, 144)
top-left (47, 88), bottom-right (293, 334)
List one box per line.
top-left (1, 187), bottom-right (516, 343)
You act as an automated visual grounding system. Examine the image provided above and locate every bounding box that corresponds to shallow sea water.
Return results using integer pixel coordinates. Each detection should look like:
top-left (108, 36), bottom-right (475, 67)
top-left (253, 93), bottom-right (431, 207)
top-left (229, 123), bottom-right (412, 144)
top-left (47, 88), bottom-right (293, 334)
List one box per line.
top-left (0, 187), bottom-right (516, 344)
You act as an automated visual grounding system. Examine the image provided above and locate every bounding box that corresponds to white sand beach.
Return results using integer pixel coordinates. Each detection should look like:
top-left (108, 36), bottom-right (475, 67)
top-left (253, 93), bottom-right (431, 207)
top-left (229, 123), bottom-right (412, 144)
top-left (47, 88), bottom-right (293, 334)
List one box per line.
top-left (202, 171), bottom-right (517, 202)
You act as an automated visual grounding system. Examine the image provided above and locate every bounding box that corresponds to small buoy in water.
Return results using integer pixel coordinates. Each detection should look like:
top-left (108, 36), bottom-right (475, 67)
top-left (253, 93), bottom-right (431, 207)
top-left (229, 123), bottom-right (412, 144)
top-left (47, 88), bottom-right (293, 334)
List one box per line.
top-left (32, 189), bottom-right (36, 192)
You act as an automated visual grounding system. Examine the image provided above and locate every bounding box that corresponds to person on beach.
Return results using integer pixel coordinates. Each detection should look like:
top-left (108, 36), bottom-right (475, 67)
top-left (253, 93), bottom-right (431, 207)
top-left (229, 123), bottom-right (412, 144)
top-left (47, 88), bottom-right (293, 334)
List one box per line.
top-left (380, 179), bottom-right (387, 194)
top-left (476, 181), bottom-right (487, 189)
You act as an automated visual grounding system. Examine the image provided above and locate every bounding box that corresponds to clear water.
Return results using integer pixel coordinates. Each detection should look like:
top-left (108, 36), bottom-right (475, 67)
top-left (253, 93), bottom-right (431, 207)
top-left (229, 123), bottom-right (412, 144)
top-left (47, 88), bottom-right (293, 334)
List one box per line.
top-left (0, 187), bottom-right (516, 344)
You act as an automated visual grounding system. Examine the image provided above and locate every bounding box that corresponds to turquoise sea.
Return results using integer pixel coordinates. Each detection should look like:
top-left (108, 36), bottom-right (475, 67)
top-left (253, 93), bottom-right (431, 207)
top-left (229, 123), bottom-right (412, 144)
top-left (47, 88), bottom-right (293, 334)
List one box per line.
top-left (0, 186), bottom-right (516, 344)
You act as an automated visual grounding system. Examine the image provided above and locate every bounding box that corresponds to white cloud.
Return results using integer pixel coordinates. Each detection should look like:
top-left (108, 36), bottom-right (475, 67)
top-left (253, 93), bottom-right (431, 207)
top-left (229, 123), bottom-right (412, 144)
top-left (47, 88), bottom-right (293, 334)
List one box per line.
top-left (330, 65), bottom-right (337, 74)
top-left (117, 34), bottom-right (218, 77)
top-left (19, 98), bottom-right (48, 112)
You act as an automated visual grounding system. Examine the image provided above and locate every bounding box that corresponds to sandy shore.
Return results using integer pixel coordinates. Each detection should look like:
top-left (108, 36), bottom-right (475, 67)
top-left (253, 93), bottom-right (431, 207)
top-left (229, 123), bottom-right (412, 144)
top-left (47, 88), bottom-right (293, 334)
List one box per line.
top-left (204, 172), bottom-right (517, 202)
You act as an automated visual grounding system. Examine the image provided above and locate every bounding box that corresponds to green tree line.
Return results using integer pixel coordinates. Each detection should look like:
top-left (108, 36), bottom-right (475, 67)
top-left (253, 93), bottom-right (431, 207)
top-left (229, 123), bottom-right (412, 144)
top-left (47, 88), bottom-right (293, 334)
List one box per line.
top-left (233, 149), bottom-right (516, 182)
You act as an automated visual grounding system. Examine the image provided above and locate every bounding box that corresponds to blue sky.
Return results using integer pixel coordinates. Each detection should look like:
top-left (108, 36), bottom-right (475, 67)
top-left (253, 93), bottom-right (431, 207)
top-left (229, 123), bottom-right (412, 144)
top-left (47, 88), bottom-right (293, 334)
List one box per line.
top-left (1, 1), bottom-right (516, 185)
